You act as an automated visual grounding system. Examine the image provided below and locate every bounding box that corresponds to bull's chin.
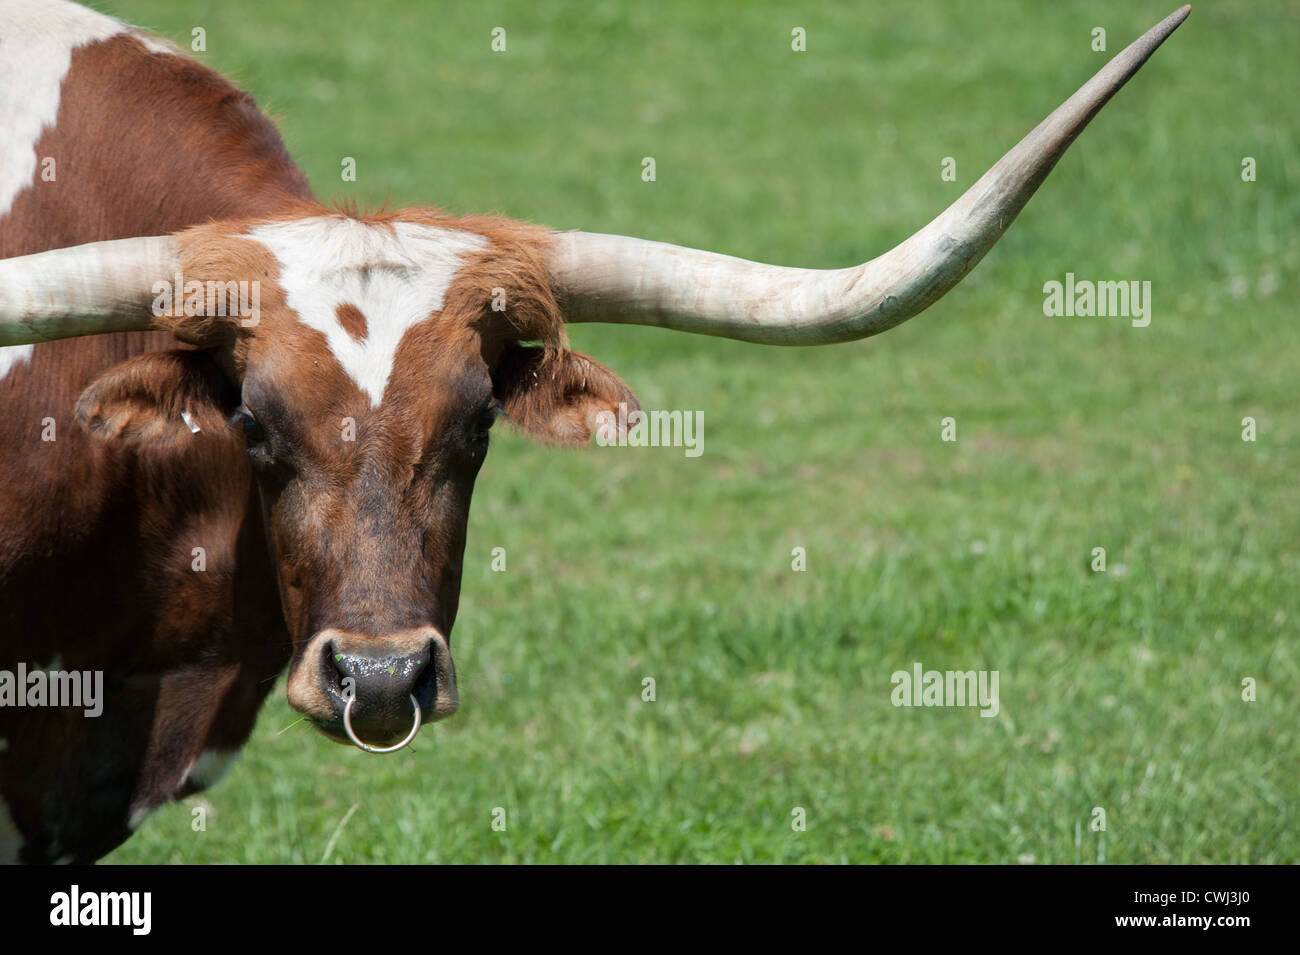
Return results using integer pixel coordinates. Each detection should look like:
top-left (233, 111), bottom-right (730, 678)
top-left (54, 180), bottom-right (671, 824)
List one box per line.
top-left (293, 691), bottom-right (461, 750)
top-left (313, 719), bottom-right (361, 745)
top-left (312, 717), bottom-right (409, 748)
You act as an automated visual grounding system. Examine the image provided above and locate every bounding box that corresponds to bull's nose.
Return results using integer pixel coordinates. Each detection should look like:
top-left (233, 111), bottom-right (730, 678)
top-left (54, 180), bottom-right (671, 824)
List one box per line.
top-left (286, 626), bottom-right (459, 750)
top-left (329, 641), bottom-right (435, 745)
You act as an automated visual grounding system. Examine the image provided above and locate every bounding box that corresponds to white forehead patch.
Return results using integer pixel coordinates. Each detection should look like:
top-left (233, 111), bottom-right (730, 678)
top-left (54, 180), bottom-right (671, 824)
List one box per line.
top-left (0, 0), bottom-right (171, 218)
top-left (247, 216), bottom-right (489, 407)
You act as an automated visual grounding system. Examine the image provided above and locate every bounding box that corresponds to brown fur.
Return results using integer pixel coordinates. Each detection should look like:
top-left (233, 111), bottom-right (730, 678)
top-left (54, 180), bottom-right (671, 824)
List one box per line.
top-left (335, 304), bottom-right (369, 342)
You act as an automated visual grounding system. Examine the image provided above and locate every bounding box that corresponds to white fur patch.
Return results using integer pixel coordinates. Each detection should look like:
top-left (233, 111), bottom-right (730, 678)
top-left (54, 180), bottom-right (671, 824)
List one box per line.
top-left (0, 796), bottom-right (21, 864)
top-left (246, 217), bottom-right (488, 407)
top-left (187, 748), bottom-right (239, 791)
top-left (127, 804), bottom-right (155, 831)
top-left (132, 30), bottom-right (181, 57)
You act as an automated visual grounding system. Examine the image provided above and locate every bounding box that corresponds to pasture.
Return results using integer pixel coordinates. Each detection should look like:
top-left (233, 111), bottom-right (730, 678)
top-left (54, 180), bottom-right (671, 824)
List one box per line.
top-left (101, 0), bottom-right (1297, 863)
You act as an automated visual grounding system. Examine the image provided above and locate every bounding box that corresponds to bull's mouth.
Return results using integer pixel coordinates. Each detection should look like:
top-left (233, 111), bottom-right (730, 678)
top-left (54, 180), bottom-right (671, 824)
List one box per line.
top-left (287, 626), bottom-right (459, 751)
top-left (310, 697), bottom-right (421, 751)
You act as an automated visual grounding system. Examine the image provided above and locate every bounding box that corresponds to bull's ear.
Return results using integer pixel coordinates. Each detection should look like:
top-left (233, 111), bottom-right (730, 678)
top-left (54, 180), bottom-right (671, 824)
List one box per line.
top-left (492, 344), bottom-right (639, 446)
top-left (76, 349), bottom-right (239, 444)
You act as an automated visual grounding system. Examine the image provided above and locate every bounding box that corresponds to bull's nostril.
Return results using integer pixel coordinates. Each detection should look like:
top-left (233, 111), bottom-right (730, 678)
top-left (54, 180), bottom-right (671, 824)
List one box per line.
top-left (322, 639), bottom-right (347, 699)
top-left (326, 641), bottom-right (438, 731)
top-left (410, 642), bottom-right (437, 710)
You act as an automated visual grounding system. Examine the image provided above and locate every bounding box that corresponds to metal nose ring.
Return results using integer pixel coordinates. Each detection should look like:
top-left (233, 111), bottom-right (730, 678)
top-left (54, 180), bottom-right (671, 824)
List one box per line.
top-left (342, 693), bottom-right (421, 753)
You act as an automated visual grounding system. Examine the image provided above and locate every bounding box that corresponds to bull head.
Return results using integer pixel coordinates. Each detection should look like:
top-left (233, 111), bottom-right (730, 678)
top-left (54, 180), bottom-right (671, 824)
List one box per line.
top-left (0, 8), bottom-right (1190, 751)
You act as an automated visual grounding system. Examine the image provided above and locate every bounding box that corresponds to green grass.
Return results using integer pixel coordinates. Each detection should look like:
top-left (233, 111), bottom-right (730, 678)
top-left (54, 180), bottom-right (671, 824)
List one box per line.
top-left (101, 0), bottom-right (1297, 863)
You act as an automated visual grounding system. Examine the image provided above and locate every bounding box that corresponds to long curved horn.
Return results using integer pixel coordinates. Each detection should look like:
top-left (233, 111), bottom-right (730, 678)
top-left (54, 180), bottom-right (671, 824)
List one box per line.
top-left (0, 236), bottom-right (179, 346)
top-left (549, 6), bottom-right (1190, 345)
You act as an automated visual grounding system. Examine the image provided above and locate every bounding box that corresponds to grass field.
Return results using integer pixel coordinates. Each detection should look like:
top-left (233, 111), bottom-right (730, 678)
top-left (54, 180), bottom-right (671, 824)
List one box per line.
top-left (102, 0), bottom-right (1297, 863)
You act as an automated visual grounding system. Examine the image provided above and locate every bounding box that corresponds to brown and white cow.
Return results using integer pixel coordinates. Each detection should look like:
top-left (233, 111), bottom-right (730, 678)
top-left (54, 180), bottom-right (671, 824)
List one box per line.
top-left (0, 0), bottom-right (1189, 862)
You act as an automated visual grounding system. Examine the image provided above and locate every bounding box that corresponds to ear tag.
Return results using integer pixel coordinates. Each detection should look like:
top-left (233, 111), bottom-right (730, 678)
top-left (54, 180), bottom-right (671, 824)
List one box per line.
top-left (180, 409), bottom-right (201, 434)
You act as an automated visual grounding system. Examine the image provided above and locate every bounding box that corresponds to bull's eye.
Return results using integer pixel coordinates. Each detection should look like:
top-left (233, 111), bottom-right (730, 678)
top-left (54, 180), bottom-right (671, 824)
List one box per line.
top-left (473, 406), bottom-right (497, 438)
top-left (230, 409), bottom-right (267, 445)
top-left (229, 407), bottom-right (293, 479)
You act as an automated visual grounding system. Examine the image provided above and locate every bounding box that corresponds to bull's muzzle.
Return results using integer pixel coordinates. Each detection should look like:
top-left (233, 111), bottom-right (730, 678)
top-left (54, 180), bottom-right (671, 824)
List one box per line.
top-left (286, 626), bottom-right (458, 751)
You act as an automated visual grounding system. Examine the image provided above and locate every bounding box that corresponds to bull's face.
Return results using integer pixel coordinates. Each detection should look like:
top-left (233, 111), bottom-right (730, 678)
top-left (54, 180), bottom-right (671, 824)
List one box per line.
top-left (239, 316), bottom-right (491, 748)
top-left (75, 209), bottom-right (638, 749)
